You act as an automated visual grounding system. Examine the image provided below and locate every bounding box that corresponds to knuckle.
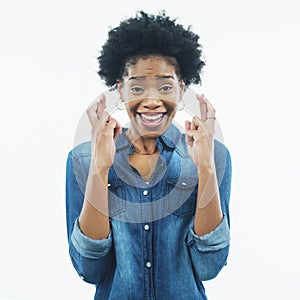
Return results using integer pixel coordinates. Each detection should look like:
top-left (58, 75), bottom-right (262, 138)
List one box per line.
top-left (86, 108), bottom-right (92, 116)
top-left (102, 130), bottom-right (113, 137)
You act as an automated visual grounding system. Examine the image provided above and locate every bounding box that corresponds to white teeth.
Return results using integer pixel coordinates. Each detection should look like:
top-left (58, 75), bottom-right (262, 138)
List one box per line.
top-left (141, 113), bottom-right (163, 120)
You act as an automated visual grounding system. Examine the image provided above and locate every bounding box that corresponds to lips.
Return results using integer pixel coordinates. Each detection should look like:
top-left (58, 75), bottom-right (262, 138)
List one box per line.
top-left (137, 112), bottom-right (167, 128)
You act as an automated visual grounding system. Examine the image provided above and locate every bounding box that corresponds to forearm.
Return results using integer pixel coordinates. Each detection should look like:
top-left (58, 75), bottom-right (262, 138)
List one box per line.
top-left (79, 161), bottom-right (110, 240)
top-left (70, 219), bottom-right (114, 284)
top-left (194, 166), bottom-right (223, 236)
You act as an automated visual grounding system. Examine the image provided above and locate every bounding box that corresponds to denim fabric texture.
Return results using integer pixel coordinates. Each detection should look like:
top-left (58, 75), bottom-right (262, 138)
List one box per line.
top-left (66, 124), bottom-right (232, 300)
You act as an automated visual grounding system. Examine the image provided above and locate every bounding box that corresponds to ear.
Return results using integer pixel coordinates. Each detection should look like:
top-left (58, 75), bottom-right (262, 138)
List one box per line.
top-left (116, 80), bottom-right (124, 100)
top-left (179, 78), bottom-right (186, 99)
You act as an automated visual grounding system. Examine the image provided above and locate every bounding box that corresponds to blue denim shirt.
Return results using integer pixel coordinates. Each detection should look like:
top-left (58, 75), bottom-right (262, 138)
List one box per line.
top-left (66, 124), bottom-right (232, 300)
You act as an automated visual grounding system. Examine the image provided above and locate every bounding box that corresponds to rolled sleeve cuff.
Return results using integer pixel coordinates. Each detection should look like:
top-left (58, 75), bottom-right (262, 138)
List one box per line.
top-left (187, 214), bottom-right (230, 252)
top-left (71, 218), bottom-right (113, 259)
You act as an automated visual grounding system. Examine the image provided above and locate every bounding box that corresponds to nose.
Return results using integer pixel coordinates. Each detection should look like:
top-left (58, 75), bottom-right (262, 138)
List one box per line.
top-left (141, 97), bottom-right (162, 110)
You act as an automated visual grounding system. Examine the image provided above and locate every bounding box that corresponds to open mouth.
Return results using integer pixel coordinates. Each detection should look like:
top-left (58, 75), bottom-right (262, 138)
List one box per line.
top-left (137, 112), bottom-right (168, 128)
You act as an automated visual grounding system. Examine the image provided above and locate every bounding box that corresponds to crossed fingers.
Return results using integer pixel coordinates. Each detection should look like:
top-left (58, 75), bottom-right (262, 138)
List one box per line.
top-left (87, 94), bottom-right (121, 141)
top-left (185, 94), bottom-right (216, 145)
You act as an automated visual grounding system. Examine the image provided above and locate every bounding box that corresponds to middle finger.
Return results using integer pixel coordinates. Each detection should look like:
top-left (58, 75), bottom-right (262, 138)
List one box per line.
top-left (96, 94), bottom-right (107, 121)
top-left (197, 94), bottom-right (208, 121)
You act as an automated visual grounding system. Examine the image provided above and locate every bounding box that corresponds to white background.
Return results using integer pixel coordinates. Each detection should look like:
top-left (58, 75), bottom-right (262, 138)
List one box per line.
top-left (1, 0), bottom-right (299, 299)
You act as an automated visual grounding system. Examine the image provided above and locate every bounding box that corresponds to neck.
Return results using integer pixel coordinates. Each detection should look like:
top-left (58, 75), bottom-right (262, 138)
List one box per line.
top-left (125, 129), bottom-right (158, 155)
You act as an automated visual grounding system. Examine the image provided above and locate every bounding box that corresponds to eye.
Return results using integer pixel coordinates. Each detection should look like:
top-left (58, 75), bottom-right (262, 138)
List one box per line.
top-left (159, 85), bottom-right (173, 93)
top-left (130, 86), bottom-right (144, 94)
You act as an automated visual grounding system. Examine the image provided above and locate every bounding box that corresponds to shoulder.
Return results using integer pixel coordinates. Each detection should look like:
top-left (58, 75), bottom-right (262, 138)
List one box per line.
top-left (66, 142), bottom-right (92, 191)
top-left (68, 141), bottom-right (92, 161)
top-left (214, 140), bottom-right (232, 186)
top-left (214, 139), bottom-right (231, 159)
top-left (214, 139), bottom-right (231, 168)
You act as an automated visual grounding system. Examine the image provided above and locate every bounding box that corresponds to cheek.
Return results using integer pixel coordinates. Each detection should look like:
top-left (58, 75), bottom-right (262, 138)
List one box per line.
top-left (164, 100), bottom-right (178, 114)
top-left (125, 106), bottom-right (134, 120)
top-left (125, 100), bottom-right (140, 113)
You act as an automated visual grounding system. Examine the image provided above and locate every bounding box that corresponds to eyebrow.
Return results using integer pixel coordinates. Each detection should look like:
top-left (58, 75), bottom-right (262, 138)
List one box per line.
top-left (128, 75), bottom-right (175, 80)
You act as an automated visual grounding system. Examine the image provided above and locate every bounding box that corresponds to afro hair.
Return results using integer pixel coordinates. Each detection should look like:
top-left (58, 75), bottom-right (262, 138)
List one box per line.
top-left (97, 11), bottom-right (205, 89)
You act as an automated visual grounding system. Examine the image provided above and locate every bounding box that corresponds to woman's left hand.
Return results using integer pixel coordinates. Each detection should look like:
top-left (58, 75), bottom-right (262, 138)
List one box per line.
top-left (185, 94), bottom-right (216, 170)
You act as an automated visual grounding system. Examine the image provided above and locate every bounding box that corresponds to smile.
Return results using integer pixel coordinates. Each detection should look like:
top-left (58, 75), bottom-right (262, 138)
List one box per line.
top-left (137, 112), bottom-right (167, 128)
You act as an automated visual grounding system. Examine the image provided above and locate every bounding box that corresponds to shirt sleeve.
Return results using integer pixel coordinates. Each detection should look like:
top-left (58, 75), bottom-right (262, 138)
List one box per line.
top-left (187, 214), bottom-right (230, 252)
top-left (186, 144), bottom-right (232, 281)
top-left (66, 151), bottom-right (114, 284)
top-left (71, 218), bottom-right (113, 259)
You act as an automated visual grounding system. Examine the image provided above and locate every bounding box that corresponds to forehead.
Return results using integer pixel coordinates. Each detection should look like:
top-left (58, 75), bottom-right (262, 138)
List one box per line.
top-left (125, 56), bottom-right (178, 79)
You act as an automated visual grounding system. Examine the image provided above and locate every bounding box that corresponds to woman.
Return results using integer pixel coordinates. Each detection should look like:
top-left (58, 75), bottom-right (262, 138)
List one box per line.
top-left (66, 11), bottom-right (232, 299)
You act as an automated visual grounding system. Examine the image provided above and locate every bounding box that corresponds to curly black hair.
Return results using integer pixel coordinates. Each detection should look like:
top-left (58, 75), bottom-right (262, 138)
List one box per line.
top-left (97, 11), bottom-right (205, 89)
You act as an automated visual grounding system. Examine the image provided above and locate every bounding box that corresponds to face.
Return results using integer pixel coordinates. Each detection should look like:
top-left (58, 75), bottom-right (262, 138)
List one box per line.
top-left (118, 56), bottom-right (185, 138)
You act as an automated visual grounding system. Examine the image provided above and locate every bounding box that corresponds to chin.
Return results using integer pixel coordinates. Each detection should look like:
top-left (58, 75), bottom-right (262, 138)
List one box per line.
top-left (137, 117), bottom-right (172, 138)
top-left (140, 130), bottom-right (164, 138)
top-left (128, 123), bottom-right (169, 140)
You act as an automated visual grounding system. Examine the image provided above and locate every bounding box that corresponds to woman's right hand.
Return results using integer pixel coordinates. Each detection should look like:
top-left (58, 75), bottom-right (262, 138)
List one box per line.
top-left (87, 94), bottom-right (122, 175)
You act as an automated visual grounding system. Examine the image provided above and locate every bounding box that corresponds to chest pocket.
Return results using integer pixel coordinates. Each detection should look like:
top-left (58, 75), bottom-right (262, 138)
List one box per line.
top-left (108, 179), bottom-right (127, 217)
top-left (165, 177), bottom-right (197, 217)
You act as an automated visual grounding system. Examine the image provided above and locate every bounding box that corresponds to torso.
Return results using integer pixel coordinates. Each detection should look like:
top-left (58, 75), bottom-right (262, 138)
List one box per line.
top-left (128, 151), bottom-right (160, 182)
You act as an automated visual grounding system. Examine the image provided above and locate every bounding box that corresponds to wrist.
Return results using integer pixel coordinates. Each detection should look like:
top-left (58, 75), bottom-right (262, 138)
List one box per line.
top-left (197, 164), bottom-right (215, 175)
top-left (89, 159), bottom-right (110, 180)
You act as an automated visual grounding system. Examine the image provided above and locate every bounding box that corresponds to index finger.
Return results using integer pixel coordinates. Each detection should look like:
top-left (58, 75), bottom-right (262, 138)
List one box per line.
top-left (196, 94), bottom-right (208, 121)
top-left (204, 96), bottom-right (216, 118)
top-left (86, 102), bottom-right (99, 129)
top-left (96, 94), bottom-right (107, 121)
top-left (197, 94), bottom-right (216, 120)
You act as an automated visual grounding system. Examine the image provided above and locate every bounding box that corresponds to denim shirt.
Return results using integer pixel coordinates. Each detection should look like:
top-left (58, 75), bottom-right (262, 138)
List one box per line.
top-left (65, 124), bottom-right (232, 300)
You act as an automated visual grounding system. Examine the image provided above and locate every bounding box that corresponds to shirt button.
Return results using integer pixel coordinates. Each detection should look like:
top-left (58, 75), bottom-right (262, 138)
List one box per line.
top-left (146, 261), bottom-right (152, 268)
top-left (144, 224), bottom-right (150, 231)
top-left (143, 190), bottom-right (148, 196)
